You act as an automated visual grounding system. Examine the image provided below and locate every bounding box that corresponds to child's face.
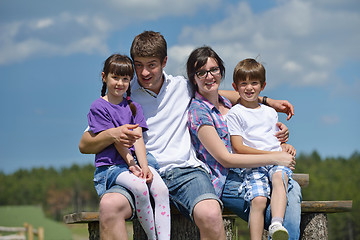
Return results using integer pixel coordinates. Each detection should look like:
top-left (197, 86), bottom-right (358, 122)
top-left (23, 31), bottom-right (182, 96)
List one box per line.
top-left (133, 56), bottom-right (167, 95)
top-left (103, 73), bottom-right (130, 100)
top-left (233, 78), bottom-right (265, 103)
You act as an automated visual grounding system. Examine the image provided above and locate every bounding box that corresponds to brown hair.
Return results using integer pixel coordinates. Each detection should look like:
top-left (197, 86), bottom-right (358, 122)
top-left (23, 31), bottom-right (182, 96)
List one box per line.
top-left (233, 58), bottom-right (266, 87)
top-left (186, 46), bottom-right (225, 92)
top-left (130, 31), bottom-right (167, 63)
top-left (101, 54), bottom-right (137, 117)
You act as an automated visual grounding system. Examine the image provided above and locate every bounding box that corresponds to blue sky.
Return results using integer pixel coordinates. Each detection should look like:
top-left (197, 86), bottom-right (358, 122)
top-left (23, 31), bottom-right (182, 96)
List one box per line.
top-left (1, 0), bottom-right (359, 174)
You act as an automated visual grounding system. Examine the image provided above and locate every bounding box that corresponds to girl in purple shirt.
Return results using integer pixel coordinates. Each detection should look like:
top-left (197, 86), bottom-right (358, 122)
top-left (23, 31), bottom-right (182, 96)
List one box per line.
top-left (87, 54), bottom-right (170, 240)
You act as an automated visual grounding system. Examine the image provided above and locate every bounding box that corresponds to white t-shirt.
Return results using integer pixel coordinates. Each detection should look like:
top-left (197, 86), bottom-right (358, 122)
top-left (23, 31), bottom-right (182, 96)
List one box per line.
top-left (131, 72), bottom-right (206, 173)
top-left (226, 103), bottom-right (282, 152)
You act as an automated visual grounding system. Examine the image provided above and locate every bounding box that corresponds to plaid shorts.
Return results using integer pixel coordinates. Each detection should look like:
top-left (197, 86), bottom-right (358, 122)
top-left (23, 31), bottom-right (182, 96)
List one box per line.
top-left (239, 165), bottom-right (292, 202)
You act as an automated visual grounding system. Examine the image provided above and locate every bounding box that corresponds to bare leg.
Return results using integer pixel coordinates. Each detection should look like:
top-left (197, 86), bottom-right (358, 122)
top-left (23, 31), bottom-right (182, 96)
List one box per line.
top-left (99, 192), bottom-right (132, 240)
top-left (193, 199), bottom-right (226, 240)
top-left (271, 171), bottom-right (288, 220)
top-left (249, 196), bottom-right (267, 240)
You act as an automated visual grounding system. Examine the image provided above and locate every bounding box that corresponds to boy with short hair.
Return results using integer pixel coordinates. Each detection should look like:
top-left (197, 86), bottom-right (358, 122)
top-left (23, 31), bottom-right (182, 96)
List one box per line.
top-left (226, 58), bottom-right (296, 240)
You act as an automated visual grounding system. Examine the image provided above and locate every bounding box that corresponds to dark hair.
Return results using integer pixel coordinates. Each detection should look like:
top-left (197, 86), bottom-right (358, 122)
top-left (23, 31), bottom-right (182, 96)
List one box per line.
top-left (233, 58), bottom-right (266, 87)
top-left (186, 46), bottom-right (225, 92)
top-left (101, 54), bottom-right (137, 117)
top-left (130, 31), bottom-right (167, 63)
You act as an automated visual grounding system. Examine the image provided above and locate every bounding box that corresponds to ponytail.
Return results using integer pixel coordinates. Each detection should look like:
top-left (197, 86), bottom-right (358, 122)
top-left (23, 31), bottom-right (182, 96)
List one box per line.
top-left (127, 86), bottom-right (137, 117)
top-left (101, 82), bottom-right (107, 97)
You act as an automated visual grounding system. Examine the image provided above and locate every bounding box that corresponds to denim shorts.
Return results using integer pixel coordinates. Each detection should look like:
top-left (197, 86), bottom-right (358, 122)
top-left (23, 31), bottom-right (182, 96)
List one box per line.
top-left (161, 166), bottom-right (222, 222)
top-left (93, 152), bottom-right (159, 220)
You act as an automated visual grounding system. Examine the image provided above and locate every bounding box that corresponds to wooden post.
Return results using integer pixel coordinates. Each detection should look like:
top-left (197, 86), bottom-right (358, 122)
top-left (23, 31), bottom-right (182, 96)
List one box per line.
top-left (300, 213), bottom-right (328, 240)
top-left (88, 222), bottom-right (100, 240)
top-left (37, 227), bottom-right (45, 240)
top-left (25, 223), bottom-right (34, 240)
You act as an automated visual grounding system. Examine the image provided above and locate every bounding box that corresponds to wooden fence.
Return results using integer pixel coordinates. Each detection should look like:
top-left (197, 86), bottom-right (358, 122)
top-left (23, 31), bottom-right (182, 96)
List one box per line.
top-left (0, 223), bottom-right (44, 240)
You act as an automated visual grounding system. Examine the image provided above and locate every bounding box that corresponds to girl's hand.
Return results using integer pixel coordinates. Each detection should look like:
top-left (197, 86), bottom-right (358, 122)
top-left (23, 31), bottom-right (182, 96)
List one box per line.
top-left (142, 166), bottom-right (153, 183)
top-left (281, 143), bottom-right (297, 157)
top-left (129, 165), bottom-right (143, 178)
top-left (273, 152), bottom-right (296, 170)
top-left (275, 122), bottom-right (289, 143)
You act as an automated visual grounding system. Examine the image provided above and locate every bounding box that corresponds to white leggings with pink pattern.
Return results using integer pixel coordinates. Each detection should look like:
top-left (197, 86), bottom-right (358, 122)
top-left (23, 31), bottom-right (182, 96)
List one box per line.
top-left (116, 166), bottom-right (170, 240)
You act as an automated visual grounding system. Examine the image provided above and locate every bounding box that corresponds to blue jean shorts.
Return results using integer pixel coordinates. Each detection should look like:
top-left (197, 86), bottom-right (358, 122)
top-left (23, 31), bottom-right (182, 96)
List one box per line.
top-left (93, 152), bottom-right (159, 220)
top-left (160, 166), bottom-right (222, 222)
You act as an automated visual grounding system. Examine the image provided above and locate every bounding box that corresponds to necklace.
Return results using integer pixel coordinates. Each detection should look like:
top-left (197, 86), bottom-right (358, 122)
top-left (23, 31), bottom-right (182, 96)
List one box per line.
top-left (140, 86), bottom-right (157, 98)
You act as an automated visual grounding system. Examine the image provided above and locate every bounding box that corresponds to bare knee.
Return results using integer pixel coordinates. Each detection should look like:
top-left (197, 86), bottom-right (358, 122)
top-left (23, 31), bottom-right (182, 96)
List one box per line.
top-left (272, 171), bottom-right (288, 188)
top-left (193, 199), bottom-right (225, 239)
top-left (99, 193), bottom-right (132, 223)
top-left (251, 196), bottom-right (267, 211)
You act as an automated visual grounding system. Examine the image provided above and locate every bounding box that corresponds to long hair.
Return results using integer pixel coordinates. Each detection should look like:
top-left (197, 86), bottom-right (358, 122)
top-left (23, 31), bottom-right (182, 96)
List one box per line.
top-left (186, 46), bottom-right (225, 92)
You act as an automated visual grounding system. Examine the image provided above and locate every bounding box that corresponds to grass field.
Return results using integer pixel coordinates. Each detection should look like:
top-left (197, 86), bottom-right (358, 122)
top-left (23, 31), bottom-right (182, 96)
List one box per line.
top-left (0, 205), bottom-right (80, 240)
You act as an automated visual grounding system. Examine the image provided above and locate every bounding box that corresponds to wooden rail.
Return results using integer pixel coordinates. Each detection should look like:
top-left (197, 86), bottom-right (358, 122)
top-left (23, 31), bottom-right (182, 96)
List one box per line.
top-left (0, 223), bottom-right (44, 240)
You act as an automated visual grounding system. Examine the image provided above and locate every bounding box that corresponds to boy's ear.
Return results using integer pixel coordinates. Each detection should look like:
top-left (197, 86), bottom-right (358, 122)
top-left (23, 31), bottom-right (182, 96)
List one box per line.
top-left (232, 82), bottom-right (238, 91)
top-left (261, 81), bottom-right (267, 91)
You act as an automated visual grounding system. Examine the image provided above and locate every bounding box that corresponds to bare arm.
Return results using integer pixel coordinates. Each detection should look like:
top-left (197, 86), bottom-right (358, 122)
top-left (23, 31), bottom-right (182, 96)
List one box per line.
top-left (219, 90), bottom-right (239, 105)
top-left (230, 135), bottom-right (277, 155)
top-left (78, 124), bottom-right (141, 154)
top-left (197, 125), bottom-right (295, 170)
top-left (115, 143), bottom-right (143, 178)
top-left (265, 97), bottom-right (294, 120)
top-left (219, 90), bottom-right (294, 120)
top-left (133, 127), bottom-right (153, 183)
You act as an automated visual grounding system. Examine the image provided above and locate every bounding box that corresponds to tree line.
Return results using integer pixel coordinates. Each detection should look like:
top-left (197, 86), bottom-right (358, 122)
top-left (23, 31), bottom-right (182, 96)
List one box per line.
top-left (0, 151), bottom-right (359, 239)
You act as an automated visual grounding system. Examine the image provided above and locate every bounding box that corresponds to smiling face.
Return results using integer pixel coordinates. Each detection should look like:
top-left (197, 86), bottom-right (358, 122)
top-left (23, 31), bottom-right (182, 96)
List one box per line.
top-left (133, 56), bottom-right (167, 94)
top-left (233, 77), bottom-right (266, 108)
top-left (102, 72), bottom-right (130, 104)
top-left (193, 57), bottom-right (222, 96)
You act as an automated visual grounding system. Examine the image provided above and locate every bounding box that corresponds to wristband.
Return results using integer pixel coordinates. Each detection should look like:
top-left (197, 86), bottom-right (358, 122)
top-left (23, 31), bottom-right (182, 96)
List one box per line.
top-left (262, 96), bottom-right (268, 105)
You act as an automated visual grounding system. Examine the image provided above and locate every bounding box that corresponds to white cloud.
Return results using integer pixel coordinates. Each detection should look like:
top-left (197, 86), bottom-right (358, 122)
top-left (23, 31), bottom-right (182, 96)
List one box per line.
top-left (108, 0), bottom-right (219, 19)
top-left (32, 18), bottom-right (54, 29)
top-left (0, 12), bottom-right (110, 64)
top-left (174, 0), bottom-right (360, 87)
top-left (320, 115), bottom-right (340, 125)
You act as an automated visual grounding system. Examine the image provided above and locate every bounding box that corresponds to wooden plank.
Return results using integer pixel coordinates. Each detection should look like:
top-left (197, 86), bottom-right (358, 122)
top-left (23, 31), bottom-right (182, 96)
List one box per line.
top-left (293, 173), bottom-right (309, 188)
top-left (0, 226), bottom-right (25, 232)
top-left (301, 200), bottom-right (353, 213)
top-left (64, 200), bottom-right (352, 224)
top-left (63, 212), bottom-right (99, 224)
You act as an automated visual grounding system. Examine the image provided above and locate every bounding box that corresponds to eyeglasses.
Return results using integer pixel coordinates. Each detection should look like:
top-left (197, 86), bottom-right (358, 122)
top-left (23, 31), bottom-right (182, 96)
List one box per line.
top-left (195, 67), bottom-right (221, 79)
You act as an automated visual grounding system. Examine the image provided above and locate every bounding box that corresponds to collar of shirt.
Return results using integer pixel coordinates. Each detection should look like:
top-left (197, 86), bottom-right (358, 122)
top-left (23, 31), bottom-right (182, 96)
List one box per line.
top-left (194, 91), bottom-right (232, 111)
top-left (132, 72), bottom-right (171, 99)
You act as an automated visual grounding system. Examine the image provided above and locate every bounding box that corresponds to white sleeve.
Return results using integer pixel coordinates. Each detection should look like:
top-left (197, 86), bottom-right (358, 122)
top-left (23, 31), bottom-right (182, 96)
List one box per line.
top-left (226, 108), bottom-right (245, 136)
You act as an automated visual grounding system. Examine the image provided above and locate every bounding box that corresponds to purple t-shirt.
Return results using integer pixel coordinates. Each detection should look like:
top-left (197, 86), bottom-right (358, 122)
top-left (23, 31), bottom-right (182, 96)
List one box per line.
top-left (87, 97), bottom-right (148, 167)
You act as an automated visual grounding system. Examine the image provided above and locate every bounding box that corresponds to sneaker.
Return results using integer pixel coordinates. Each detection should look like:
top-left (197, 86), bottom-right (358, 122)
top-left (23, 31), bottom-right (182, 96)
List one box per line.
top-left (269, 222), bottom-right (289, 240)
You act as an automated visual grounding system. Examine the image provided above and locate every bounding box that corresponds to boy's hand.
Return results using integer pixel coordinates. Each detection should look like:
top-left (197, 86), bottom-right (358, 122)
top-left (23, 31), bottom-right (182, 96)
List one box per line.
top-left (129, 165), bottom-right (143, 178)
top-left (281, 143), bottom-right (297, 157)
